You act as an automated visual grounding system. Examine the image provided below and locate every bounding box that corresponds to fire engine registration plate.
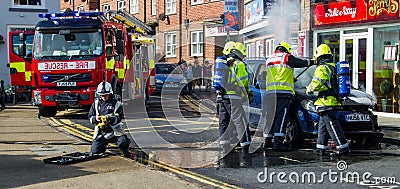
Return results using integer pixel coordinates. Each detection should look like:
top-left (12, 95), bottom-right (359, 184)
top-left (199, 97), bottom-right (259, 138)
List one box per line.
top-left (165, 84), bottom-right (178, 88)
top-left (57, 82), bottom-right (76, 87)
top-left (345, 113), bottom-right (370, 122)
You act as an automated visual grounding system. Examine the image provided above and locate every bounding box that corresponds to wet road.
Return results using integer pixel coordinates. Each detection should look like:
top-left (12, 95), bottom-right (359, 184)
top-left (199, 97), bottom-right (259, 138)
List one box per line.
top-left (44, 92), bottom-right (400, 188)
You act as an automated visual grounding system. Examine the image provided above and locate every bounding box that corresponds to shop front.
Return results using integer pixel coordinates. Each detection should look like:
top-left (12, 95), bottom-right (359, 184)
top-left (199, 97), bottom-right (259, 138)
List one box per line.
top-left (312, 0), bottom-right (400, 113)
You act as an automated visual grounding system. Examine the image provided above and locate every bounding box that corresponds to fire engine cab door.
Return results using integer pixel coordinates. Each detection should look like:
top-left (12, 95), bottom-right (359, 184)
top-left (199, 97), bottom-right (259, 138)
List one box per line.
top-left (8, 31), bottom-right (34, 87)
top-left (340, 30), bottom-right (372, 95)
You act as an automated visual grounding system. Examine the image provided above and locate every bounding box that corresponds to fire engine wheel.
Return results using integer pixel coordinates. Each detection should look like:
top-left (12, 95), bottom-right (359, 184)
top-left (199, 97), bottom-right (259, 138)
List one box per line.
top-left (285, 115), bottom-right (304, 148)
top-left (39, 106), bottom-right (57, 117)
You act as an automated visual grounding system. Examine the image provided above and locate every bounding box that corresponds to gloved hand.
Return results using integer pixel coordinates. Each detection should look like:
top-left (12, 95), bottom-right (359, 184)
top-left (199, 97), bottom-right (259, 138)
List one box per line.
top-left (97, 116), bottom-right (108, 128)
top-left (105, 114), bottom-right (115, 121)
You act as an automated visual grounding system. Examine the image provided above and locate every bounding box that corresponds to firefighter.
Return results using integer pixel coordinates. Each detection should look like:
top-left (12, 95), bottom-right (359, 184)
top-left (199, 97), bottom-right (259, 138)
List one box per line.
top-left (89, 81), bottom-right (132, 158)
top-left (218, 41), bottom-right (252, 154)
top-left (306, 44), bottom-right (349, 156)
top-left (263, 41), bottom-right (313, 151)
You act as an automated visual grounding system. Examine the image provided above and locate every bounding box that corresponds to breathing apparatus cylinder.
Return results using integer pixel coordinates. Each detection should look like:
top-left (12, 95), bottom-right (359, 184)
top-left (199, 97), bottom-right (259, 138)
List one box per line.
top-left (213, 56), bottom-right (229, 91)
top-left (213, 56), bottom-right (229, 102)
top-left (337, 61), bottom-right (351, 98)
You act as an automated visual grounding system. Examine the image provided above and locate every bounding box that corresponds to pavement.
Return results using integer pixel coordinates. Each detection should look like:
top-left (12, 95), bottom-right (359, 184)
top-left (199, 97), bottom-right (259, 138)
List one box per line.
top-left (0, 104), bottom-right (197, 189)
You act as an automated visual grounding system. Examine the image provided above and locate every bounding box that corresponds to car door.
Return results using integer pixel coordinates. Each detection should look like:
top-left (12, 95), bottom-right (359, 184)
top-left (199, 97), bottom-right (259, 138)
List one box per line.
top-left (247, 61), bottom-right (266, 127)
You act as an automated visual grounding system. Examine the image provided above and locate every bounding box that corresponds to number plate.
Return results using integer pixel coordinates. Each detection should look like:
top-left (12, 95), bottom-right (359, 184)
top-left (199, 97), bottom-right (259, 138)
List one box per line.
top-left (57, 82), bottom-right (76, 87)
top-left (165, 84), bottom-right (178, 88)
top-left (345, 113), bottom-right (370, 122)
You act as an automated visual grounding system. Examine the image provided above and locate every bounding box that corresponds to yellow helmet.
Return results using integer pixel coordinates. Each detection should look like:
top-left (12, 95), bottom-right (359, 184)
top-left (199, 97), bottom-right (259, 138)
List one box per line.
top-left (222, 41), bottom-right (236, 56)
top-left (233, 42), bottom-right (246, 56)
top-left (314, 44), bottom-right (332, 61)
top-left (275, 41), bottom-right (292, 54)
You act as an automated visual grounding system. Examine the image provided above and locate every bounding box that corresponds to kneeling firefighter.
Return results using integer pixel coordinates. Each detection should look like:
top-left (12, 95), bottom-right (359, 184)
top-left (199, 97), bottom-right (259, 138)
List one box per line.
top-left (89, 81), bottom-right (132, 158)
top-left (306, 44), bottom-right (349, 156)
top-left (216, 41), bottom-right (252, 155)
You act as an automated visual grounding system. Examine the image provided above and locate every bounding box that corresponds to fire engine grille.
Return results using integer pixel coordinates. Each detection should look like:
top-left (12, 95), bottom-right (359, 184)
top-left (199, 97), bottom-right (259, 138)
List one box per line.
top-left (42, 74), bottom-right (92, 83)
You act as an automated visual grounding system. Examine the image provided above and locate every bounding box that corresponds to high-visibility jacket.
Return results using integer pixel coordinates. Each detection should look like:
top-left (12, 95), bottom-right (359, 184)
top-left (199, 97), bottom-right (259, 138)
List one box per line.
top-left (225, 59), bottom-right (249, 98)
top-left (266, 52), bottom-right (295, 94)
top-left (308, 62), bottom-right (341, 107)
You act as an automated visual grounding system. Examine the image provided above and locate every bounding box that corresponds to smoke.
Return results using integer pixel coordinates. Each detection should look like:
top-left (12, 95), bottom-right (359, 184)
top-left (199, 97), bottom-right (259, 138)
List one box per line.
top-left (249, 0), bottom-right (302, 45)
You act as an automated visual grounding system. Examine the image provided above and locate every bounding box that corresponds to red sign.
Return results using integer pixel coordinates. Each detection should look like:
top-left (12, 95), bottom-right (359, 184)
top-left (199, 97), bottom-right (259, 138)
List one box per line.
top-left (313, 1), bottom-right (367, 26)
top-left (368, 0), bottom-right (399, 19)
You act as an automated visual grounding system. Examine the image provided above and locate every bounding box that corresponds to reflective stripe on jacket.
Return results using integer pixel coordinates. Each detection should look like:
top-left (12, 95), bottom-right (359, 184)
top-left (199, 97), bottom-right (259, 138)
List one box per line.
top-left (225, 60), bottom-right (249, 97)
top-left (266, 52), bottom-right (294, 94)
top-left (308, 63), bottom-right (341, 107)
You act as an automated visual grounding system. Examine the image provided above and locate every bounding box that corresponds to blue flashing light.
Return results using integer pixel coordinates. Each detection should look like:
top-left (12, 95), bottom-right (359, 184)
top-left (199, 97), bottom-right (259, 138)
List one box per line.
top-left (42, 75), bottom-right (49, 80)
top-left (38, 11), bottom-right (103, 19)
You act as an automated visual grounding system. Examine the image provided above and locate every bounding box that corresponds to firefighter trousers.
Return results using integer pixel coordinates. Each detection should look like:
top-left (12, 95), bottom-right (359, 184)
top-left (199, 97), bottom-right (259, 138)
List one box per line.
top-left (218, 97), bottom-right (251, 147)
top-left (317, 109), bottom-right (348, 150)
top-left (262, 94), bottom-right (293, 138)
top-left (91, 134), bottom-right (131, 157)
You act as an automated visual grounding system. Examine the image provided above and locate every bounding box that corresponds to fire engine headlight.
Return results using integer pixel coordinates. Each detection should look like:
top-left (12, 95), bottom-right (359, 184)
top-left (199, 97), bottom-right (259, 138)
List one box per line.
top-left (301, 99), bottom-right (317, 113)
top-left (156, 79), bottom-right (164, 84)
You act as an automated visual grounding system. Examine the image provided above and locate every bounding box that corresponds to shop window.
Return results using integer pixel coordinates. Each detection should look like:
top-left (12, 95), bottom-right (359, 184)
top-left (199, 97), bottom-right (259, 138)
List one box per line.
top-left (373, 26), bottom-right (400, 113)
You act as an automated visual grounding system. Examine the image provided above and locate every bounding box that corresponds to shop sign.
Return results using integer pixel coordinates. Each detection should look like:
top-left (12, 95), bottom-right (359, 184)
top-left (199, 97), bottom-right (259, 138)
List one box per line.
top-left (297, 31), bottom-right (308, 57)
top-left (224, 0), bottom-right (239, 31)
top-left (368, 0), bottom-right (400, 21)
top-left (246, 0), bottom-right (264, 26)
top-left (206, 25), bottom-right (229, 37)
top-left (313, 0), bottom-right (367, 27)
top-left (313, 0), bottom-right (400, 27)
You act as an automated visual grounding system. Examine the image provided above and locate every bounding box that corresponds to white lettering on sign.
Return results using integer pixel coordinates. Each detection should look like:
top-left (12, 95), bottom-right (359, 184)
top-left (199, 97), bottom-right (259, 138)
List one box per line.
top-left (325, 6), bottom-right (357, 19)
top-left (38, 61), bottom-right (96, 70)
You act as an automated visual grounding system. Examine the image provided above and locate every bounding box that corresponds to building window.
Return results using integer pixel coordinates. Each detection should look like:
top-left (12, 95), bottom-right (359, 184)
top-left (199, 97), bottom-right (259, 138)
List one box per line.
top-left (77, 5), bottom-right (84, 11)
top-left (117, 0), bottom-right (126, 12)
top-left (165, 0), bottom-right (176, 15)
top-left (165, 33), bottom-right (176, 57)
top-left (102, 4), bottom-right (110, 12)
top-left (130, 0), bottom-right (138, 14)
top-left (265, 39), bottom-right (275, 57)
top-left (191, 0), bottom-right (203, 5)
top-left (151, 0), bottom-right (156, 15)
top-left (191, 31), bottom-right (203, 56)
top-left (13, 0), bottom-right (43, 8)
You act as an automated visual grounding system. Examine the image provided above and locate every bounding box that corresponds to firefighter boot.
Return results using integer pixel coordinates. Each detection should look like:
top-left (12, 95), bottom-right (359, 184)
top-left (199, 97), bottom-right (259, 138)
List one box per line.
top-left (330, 146), bottom-right (350, 157)
top-left (239, 145), bottom-right (251, 168)
top-left (272, 137), bottom-right (289, 152)
top-left (263, 137), bottom-right (273, 150)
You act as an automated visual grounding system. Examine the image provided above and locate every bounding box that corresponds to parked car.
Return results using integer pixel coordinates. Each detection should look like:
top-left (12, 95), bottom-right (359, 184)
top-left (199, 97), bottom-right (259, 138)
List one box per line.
top-left (244, 59), bottom-right (383, 148)
top-left (155, 63), bottom-right (187, 94)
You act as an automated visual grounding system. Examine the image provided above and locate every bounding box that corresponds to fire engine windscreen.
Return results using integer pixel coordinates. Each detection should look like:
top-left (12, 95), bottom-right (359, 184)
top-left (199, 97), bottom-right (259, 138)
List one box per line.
top-left (33, 29), bottom-right (103, 60)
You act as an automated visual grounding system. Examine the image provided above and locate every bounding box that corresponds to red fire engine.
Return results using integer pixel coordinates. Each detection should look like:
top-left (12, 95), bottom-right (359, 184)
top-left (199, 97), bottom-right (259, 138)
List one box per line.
top-left (16, 11), bottom-right (156, 117)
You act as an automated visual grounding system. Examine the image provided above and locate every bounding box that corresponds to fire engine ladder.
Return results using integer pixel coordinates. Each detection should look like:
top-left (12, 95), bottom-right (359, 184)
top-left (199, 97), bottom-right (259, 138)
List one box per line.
top-left (108, 10), bottom-right (153, 35)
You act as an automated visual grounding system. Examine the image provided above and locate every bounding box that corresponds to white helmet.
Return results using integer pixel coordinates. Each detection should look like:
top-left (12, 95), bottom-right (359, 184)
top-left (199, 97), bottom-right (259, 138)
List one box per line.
top-left (97, 81), bottom-right (113, 95)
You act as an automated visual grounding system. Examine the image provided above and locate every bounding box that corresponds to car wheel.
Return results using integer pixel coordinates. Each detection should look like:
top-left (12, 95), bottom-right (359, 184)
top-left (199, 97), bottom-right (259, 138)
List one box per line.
top-left (285, 115), bottom-right (304, 148)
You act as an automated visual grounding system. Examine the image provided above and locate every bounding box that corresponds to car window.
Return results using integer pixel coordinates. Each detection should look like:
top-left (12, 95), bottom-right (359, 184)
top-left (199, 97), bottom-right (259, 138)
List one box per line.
top-left (294, 65), bottom-right (317, 89)
top-left (156, 64), bottom-right (182, 74)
